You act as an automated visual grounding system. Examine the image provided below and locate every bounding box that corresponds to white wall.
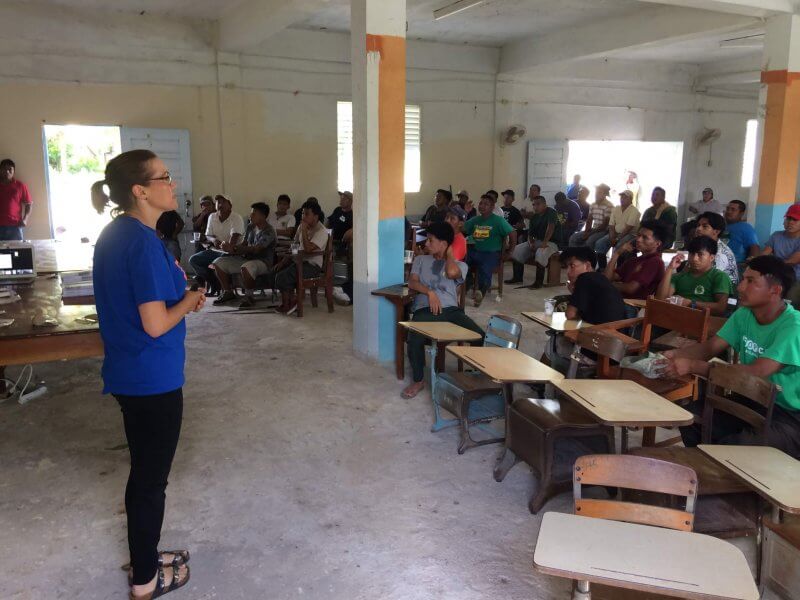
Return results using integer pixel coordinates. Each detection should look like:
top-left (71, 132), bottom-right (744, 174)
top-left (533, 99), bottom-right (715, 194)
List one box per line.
top-left (0, 1), bottom-right (761, 239)
top-left (494, 58), bottom-right (758, 219)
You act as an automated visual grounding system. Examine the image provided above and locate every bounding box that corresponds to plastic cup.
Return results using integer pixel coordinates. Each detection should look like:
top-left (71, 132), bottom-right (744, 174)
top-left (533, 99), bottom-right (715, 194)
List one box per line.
top-left (544, 298), bottom-right (556, 316)
top-left (404, 250), bottom-right (414, 264)
top-left (192, 232), bottom-right (201, 242)
top-left (291, 242), bottom-right (301, 255)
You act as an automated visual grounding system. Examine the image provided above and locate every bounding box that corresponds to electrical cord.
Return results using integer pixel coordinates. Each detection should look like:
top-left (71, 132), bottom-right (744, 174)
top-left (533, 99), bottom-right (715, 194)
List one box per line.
top-left (0, 364), bottom-right (33, 404)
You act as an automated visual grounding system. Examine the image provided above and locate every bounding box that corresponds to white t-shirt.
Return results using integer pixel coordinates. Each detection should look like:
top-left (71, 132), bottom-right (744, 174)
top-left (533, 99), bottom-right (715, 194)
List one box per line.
top-left (294, 221), bottom-right (329, 269)
top-left (492, 205), bottom-right (504, 218)
top-left (268, 212), bottom-right (296, 238)
top-left (205, 211), bottom-right (245, 241)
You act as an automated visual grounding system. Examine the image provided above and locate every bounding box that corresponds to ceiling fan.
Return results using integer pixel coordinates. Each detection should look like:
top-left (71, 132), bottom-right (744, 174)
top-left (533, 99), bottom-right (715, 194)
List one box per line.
top-left (433, 0), bottom-right (488, 21)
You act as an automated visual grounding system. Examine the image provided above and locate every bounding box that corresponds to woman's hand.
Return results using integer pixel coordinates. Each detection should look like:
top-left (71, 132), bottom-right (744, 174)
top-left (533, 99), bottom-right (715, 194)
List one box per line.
top-left (185, 289), bottom-right (206, 313)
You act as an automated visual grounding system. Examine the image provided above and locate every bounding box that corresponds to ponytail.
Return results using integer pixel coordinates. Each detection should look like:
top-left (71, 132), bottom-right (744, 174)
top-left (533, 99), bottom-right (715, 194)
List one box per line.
top-left (90, 149), bottom-right (156, 217)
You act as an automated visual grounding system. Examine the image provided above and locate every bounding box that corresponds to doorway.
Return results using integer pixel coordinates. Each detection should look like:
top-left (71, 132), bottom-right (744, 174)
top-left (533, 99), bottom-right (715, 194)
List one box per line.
top-left (43, 124), bottom-right (121, 242)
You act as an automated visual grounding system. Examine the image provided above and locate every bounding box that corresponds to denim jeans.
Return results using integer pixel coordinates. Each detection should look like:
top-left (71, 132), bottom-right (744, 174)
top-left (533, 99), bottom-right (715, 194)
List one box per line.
top-left (466, 249), bottom-right (501, 294)
top-left (0, 226), bottom-right (23, 241)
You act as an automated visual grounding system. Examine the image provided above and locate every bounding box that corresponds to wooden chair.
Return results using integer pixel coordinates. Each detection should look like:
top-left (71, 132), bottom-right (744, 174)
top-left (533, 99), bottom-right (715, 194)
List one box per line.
top-left (592, 298), bottom-right (711, 446)
top-left (294, 232), bottom-right (334, 318)
top-left (431, 314), bottom-right (522, 454)
top-left (523, 250), bottom-right (562, 286)
top-left (571, 454), bottom-right (698, 600)
top-left (493, 330), bottom-right (624, 513)
top-left (632, 363), bottom-right (778, 540)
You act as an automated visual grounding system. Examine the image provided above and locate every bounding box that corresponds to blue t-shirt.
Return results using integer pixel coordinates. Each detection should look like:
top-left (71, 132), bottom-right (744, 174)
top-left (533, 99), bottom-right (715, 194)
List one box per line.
top-left (766, 231), bottom-right (800, 279)
top-left (93, 215), bottom-right (188, 395)
top-left (725, 221), bottom-right (759, 263)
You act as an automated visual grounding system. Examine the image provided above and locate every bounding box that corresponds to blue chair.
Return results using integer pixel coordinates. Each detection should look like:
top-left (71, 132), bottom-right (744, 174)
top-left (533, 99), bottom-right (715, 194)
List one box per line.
top-left (431, 314), bottom-right (522, 454)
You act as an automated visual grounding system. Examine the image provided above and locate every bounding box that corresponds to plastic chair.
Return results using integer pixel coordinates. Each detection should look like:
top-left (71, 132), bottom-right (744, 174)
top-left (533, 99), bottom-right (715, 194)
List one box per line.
top-left (431, 314), bottom-right (522, 454)
top-left (494, 330), bottom-right (623, 513)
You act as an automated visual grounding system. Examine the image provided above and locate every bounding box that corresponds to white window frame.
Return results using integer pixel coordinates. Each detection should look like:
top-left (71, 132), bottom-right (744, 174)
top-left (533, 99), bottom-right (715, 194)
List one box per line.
top-left (337, 101), bottom-right (421, 193)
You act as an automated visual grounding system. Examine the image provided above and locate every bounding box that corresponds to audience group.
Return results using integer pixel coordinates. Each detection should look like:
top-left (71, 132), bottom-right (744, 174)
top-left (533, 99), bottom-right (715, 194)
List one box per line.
top-left (184, 192), bottom-right (353, 314)
top-left (404, 177), bottom-right (800, 458)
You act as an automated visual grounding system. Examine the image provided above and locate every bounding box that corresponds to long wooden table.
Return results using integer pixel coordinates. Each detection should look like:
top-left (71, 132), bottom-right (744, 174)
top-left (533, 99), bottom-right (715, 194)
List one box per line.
top-left (372, 284), bottom-right (415, 380)
top-left (0, 276), bottom-right (102, 391)
top-left (534, 511), bottom-right (759, 600)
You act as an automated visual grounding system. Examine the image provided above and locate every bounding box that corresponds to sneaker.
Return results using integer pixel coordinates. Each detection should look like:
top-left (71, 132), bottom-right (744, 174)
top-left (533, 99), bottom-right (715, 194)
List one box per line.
top-left (473, 290), bottom-right (484, 307)
top-left (238, 296), bottom-right (256, 310)
top-left (332, 288), bottom-right (351, 306)
top-left (212, 291), bottom-right (236, 305)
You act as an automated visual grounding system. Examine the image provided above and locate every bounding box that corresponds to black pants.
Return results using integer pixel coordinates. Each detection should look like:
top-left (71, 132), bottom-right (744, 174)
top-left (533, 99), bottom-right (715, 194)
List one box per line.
top-left (680, 397), bottom-right (800, 459)
top-left (275, 262), bottom-right (321, 292)
top-left (407, 307), bottom-right (484, 382)
top-left (114, 388), bottom-right (183, 585)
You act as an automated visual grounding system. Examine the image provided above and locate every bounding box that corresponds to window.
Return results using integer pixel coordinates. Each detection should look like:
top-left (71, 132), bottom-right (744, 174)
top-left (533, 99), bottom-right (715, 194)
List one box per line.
top-left (337, 101), bottom-right (421, 193)
top-left (741, 119), bottom-right (758, 188)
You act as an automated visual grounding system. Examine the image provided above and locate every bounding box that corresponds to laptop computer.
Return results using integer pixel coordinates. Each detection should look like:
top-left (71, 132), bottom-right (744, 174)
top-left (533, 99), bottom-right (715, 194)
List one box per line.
top-left (0, 241), bottom-right (36, 283)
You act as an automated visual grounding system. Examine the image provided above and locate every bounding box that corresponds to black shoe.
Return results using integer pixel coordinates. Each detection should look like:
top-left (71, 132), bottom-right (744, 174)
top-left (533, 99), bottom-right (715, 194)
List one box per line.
top-left (504, 278), bottom-right (522, 284)
top-left (204, 289), bottom-right (219, 297)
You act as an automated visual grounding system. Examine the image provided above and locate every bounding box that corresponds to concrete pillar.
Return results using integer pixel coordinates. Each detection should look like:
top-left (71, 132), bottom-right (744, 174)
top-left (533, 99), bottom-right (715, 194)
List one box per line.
top-left (752, 14), bottom-right (800, 242)
top-left (351, 0), bottom-right (406, 361)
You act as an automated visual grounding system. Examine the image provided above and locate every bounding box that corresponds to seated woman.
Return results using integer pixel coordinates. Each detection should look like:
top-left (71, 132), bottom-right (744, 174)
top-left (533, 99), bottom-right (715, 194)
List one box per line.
top-left (402, 222), bottom-right (484, 399)
top-left (656, 235), bottom-right (733, 316)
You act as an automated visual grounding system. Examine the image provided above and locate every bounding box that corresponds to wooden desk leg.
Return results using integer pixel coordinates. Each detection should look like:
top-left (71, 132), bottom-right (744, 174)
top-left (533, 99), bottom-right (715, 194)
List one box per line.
top-left (395, 301), bottom-right (405, 380)
top-left (642, 427), bottom-right (656, 447)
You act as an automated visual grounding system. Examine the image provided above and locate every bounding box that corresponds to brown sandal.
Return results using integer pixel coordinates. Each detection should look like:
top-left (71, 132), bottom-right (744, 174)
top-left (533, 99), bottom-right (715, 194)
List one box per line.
top-left (129, 564), bottom-right (190, 600)
top-left (124, 551), bottom-right (190, 585)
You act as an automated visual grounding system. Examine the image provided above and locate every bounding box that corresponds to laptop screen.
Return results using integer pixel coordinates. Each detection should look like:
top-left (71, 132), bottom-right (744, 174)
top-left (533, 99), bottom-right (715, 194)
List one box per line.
top-left (0, 247), bottom-right (35, 276)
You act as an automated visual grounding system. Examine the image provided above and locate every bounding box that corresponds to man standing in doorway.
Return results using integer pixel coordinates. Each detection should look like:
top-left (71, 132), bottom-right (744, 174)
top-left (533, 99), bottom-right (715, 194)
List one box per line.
top-left (0, 159), bottom-right (32, 241)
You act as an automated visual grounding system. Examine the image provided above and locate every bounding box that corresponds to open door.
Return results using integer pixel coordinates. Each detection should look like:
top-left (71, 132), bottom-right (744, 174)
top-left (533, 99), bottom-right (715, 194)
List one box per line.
top-left (527, 139), bottom-right (568, 207)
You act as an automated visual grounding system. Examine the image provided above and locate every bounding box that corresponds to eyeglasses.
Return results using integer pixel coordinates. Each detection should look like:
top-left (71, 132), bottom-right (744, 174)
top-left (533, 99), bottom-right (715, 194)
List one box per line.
top-left (149, 172), bottom-right (173, 184)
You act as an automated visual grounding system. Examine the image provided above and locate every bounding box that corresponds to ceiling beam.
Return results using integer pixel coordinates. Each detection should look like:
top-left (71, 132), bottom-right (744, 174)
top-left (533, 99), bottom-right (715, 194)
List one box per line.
top-left (499, 5), bottom-right (758, 75)
top-left (632, 0), bottom-right (795, 18)
top-left (218, 0), bottom-right (328, 52)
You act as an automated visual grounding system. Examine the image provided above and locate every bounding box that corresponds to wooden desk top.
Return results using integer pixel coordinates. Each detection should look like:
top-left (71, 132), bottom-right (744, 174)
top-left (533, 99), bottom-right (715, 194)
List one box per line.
top-left (555, 379), bottom-right (694, 427)
top-left (699, 445), bottom-right (800, 514)
top-left (534, 512), bottom-right (759, 600)
top-left (371, 284), bottom-right (414, 302)
top-left (399, 321), bottom-right (483, 342)
top-left (0, 275), bottom-right (99, 341)
top-left (521, 311), bottom-right (589, 331)
top-left (446, 346), bottom-right (564, 384)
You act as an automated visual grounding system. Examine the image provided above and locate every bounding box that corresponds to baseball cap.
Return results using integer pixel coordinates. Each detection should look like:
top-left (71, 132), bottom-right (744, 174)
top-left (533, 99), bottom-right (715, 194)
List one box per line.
top-left (785, 204), bottom-right (800, 220)
top-left (447, 205), bottom-right (467, 221)
top-left (456, 189), bottom-right (469, 198)
top-left (703, 187), bottom-right (714, 194)
top-left (214, 193), bottom-right (232, 203)
top-left (619, 190), bottom-right (633, 200)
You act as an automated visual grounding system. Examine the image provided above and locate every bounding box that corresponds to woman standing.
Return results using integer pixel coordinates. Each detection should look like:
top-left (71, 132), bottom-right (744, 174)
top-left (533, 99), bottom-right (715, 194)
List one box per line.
top-left (91, 150), bottom-right (204, 599)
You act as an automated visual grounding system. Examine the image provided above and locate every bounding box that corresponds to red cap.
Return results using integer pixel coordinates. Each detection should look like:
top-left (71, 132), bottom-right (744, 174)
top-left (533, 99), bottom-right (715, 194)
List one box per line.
top-left (786, 204), bottom-right (800, 220)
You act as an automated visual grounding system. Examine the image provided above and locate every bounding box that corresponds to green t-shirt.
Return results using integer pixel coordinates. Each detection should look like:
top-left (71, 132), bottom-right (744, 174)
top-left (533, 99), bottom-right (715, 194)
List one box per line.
top-left (670, 267), bottom-right (732, 303)
top-left (717, 304), bottom-right (800, 411)
top-left (463, 213), bottom-right (513, 252)
top-left (529, 207), bottom-right (562, 245)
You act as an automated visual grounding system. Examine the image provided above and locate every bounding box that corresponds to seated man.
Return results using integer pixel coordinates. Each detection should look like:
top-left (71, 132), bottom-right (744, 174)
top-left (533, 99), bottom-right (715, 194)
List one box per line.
top-left (593, 189), bottom-right (640, 270)
top-left (660, 255), bottom-right (800, 458)
top-left (191, 195), bottom-right (215, 253)
top-left (569, 183), bottom-right (612, 248)
top-left (189, 194), bottom-right (245, 296)
top-left (724, 199), bottom-right (760, 263)
top-left (292, 197), bottom-right (325, 237)
top-left (603, 219), bottom-right (666, 300)
top-left (267, 194), bottom-right (295, 240)
top-left (210, 202), bottom-right (277, 309)
top-left (420, 189), bottom-right (451, 228)
top-left (545, 247), bottom-right (627, 373)
top-left (328, 191), bottom-right (353, 249)
top-left (656, 235), bottom-right (733, 316)
top-left (508, 195), bottom-right (561, 287)
top-left (640, 186), bottom-right (677, 249)
top-left (156, 209), bottom-right (184, 261)
top-left (762, 203), bottom-right (800, 307)
top-left (695, 211), bottom-right (739, 285)
top-left (444, 205), bottom-right (468, 261)
top-left (273, 202), bottom-right (328, 315)
top-left (462, 194), bottom-right (516, 306)
top-left (402, 222), bottom-right (484, 399)
top-left (554, 191), bottom-right (582, 245)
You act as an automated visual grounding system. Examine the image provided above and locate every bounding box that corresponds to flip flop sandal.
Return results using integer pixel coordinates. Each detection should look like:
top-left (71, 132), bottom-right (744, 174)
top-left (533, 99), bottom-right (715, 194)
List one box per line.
top-left (124, 550), bottom-right (190, 584)
top-left (129, 564), bottom-right (190, 600)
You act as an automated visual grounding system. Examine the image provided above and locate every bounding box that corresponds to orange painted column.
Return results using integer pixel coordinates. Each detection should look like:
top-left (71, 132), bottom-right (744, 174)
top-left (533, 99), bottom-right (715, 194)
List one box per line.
top-left (351, 0), bottom-right (407, 361)
top-left (753, 15), bottom-right (800, 242)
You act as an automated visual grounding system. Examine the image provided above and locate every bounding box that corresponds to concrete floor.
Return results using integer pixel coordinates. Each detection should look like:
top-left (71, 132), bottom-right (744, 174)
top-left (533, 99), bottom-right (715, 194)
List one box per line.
top-left (0, 264), bottom-right (771, 599)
